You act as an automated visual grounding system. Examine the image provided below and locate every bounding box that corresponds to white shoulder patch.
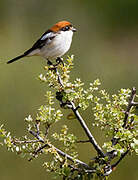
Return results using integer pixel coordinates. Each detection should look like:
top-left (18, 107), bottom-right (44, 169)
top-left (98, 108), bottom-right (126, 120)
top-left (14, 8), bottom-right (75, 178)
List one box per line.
top-left (41, 32), bottom-right (53, 40)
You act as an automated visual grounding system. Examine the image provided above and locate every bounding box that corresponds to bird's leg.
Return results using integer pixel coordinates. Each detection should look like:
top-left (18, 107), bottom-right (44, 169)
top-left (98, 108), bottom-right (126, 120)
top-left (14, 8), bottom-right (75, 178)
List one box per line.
top-left (47, 59), bottom-right (56, 70)
top-left (55, 57), bottom-right (64, 66)
top-left (47, 59), bottom-right (57, 71)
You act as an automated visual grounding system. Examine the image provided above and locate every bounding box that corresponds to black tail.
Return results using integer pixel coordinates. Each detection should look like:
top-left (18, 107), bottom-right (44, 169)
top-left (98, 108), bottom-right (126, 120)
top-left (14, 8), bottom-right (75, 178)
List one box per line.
top-left (7, 53), bottom-right (27, 64)
top-left (7, 47), bottom-right (35, 64)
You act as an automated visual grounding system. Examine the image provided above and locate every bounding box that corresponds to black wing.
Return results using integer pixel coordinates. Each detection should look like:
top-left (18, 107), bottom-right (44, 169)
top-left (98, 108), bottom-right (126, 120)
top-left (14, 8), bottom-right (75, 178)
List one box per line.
top-left (25, 30), bottom-right (56, 55)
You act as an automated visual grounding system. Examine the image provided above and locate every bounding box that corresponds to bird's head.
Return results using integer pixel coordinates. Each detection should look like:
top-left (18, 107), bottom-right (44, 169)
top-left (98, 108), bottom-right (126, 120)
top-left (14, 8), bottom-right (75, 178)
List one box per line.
top-left (50, 21), bottom-right (77, 33)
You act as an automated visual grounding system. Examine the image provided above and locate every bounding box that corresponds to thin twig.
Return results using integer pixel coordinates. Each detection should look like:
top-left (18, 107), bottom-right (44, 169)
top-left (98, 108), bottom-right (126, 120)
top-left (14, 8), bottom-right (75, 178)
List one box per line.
top-left (103, 164), bottom-right (112, 176)
top-left (132, 102), bottom-right (138, 106)
top-left (12, 139), bottom-right (41, 144)
top-left (28, 144), bottom-right (49, 161)
top-left (54, 145), bottom-right (91, 169)
top-left (34, 143), bottom-right (48, 155)
top-left (29, 130), bottom-right (44, 143)
top-left (111, 150), bottom-right (129, 169)
top-left (76, 140), bottom-right (90, 143)
top-left (35, 120), bottom-right (40, 135)
top-left (68, 164), bottom-right (96, 173)
top-left (55, 68), bottom-right (64, 88)
top-left (45, 124), bottom-right (50, 138)
top-left (123, 87), bottom-right (136, 128)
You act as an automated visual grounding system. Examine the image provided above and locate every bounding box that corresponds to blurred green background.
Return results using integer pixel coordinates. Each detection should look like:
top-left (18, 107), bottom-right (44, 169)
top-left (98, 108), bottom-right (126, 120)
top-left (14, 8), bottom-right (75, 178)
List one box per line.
top-left (0, 0), bottom-right (138, 179)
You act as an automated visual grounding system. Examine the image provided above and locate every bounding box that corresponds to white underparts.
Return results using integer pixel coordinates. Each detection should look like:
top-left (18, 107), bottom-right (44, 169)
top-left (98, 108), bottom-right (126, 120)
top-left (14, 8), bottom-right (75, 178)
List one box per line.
top-left (39, 30), bottom-right (73, 59)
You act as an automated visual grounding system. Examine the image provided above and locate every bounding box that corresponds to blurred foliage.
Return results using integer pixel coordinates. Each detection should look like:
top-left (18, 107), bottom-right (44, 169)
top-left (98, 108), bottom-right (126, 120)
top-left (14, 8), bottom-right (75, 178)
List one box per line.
top-left (80, 0), bottom-right (138, 29)
top-left (0, 0), bottom-right (138, 180)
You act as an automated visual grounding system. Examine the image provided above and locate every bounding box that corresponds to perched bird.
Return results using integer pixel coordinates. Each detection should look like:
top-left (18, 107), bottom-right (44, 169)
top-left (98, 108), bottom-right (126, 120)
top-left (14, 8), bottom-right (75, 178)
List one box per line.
top-left (7, 21), bottom-right (76, 64)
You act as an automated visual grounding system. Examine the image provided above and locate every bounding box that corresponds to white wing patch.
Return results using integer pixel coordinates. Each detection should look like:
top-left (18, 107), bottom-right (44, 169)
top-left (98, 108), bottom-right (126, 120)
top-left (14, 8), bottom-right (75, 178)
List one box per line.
top-left (41, 32), bottom-right (54, 40)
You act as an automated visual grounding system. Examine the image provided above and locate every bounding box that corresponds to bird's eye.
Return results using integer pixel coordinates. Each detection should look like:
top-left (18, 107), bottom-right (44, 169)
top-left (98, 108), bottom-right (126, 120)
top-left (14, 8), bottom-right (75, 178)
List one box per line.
top-left (61, 26), bottom-right (70, 31)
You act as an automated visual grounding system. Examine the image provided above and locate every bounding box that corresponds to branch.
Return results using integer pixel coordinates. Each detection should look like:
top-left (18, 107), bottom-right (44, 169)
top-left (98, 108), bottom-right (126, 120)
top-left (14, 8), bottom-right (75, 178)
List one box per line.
top-left (132, 102), bottom-right (138, 106)
top-left (12, 139), bottom-right (41, 144)
top-left (54, 65), bottom-right (105, 158)
top-left (70, 101), bottom-right (105, 158)
top-left (76, 140), bottom-right (90, 143)
top-left (29, 130), bottom-right (44, 143)
top-left (55, 68), bottom-right (64, 88)
top-left (111, 150), bottom-right (129, 169)
top-left (28, 129), bottom-right (92, 170)
top-left (54, 145), bottom-right (92, 169)
top-left (68, 164), bottom-right (96, 173)
top-left (47, 64), bottom-right (137, 175)
top-left (106, 88), bottom-right (137, 166)
top-left (35, 142), bottom-right (92, 169)
top-left (111, 87), bottom-right (137, 146)
top-left (123, 87), bottom-right (137, 128)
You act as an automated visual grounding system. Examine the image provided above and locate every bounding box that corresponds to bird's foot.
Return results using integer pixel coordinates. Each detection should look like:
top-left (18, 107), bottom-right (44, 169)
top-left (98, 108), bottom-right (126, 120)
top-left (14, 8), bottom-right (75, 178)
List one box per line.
top-left (47, 60), bottom-right (53, 66)
top-left (47, 58), bottom-right (64, 71)
top-left (55, 57), bottom-right (64, 66)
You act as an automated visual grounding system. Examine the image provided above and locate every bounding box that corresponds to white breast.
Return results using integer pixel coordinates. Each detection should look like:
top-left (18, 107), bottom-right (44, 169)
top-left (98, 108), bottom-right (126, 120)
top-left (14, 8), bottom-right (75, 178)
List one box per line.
top-left (40, 30), bottom-right (73, 59)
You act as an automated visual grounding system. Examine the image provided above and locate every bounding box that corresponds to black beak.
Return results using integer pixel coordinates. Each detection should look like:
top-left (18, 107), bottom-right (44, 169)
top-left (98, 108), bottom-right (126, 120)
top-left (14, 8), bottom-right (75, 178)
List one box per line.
top-left (71, 27), bottom-right (77, 32)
